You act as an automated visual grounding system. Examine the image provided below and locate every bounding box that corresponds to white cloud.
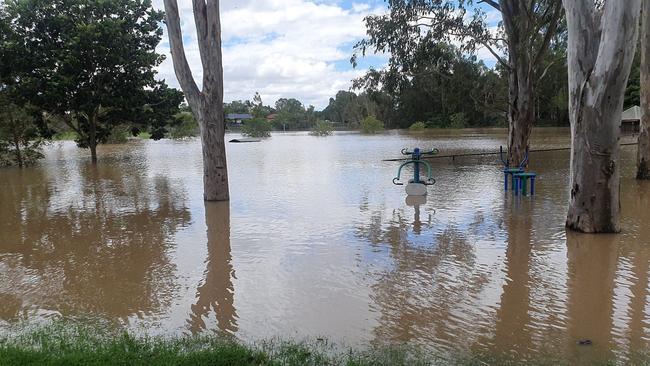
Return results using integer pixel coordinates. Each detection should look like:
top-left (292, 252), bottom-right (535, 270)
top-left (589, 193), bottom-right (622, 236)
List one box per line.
top-left (153, 0), bottom-right (385, 109)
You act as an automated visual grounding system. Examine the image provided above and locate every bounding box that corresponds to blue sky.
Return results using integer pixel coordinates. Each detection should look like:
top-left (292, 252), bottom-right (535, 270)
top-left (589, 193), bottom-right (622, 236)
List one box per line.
top-left (153, 0), bottom-right (501, 109)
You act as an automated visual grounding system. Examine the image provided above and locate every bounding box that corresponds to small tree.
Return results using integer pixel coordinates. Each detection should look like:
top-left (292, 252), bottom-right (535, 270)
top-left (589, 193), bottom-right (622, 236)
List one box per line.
top-left (169, 111), bottom-right (199, 139)
top-left (360, 116), bottom-right (384, 134)
top-left (2, 0), bottom-right (173, 163)
top-left (309, 120), bottom-right (333, 136)
top-left (0, 101), bottom-right (44, 167)
top-left (241, 118), bottom-right (272, 138)
top-left (564, 0), bottom-right (641, 232)
top-left (273, 98), bottom-right (306, 130)
top-left (409, 122), bottom-right (427, 131)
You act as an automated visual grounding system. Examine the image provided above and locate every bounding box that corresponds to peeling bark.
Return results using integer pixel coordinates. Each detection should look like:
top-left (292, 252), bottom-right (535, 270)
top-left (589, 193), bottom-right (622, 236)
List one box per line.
top-left (500, 0), bottom-right (562, 167)
top-left (506, 61), bottom-right (535, 167)
top-left (639, 0), bottom-right (650, 180)
top-left (164, 0), bottom-right (229, 201)
top-left (564, 0), bottom-right (641, 233)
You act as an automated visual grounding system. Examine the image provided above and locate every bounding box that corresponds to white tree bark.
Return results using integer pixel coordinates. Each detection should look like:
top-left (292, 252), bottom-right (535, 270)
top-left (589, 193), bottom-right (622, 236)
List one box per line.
top-left (164, 0), bottom-right (229, 201)
top-left (564, 0), bottom-right (641, 232)
top-left (639, 0), bottom-right (650, 180)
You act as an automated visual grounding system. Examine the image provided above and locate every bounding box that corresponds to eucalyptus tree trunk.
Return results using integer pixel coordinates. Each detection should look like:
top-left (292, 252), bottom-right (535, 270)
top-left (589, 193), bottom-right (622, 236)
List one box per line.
top-left (164, 0), bottom-right (229, 201)
top-left (564, 0), bottom-right (641, 233)
top-left (639, 0), bottom-right (650, 180)
top-left (88, 112), bottom-right (98, 164)
top-left (505, 51), bottom-right (535, 168)
top-left (498, 0), bottom-right (562, 167)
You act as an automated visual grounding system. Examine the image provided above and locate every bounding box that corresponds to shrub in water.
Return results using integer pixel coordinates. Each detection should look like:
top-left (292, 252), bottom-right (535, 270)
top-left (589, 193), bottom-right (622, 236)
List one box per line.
top-left (409, 122), bottom-right (427, 131)
top-left (169, 111), bottom-right (199, 139)
top-left (104, 125), bottom-right (130, 144)
top-left (360, 116), bottom-right (384, 134)
top-left (425, 116), bottom-right (449, 129)
top-left (0, 102), bottom-right (45, 167)
top-left (241, 118), bottom-right (272, 138)
top-left (309, 120), bottom-right (333, 136)
top-left (449, 112), bottom-right (468, 129)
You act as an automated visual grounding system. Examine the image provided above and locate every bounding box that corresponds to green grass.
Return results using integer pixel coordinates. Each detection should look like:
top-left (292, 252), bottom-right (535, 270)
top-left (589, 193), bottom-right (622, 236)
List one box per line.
top-left (0, 321), bottom-right (643, 366)
top-left (0, 321), bottom-right (438, 366)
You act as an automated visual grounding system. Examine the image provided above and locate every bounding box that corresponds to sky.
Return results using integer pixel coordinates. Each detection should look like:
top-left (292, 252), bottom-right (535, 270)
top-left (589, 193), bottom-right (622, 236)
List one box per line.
top-left (152, 0), bottom-right (501, 109)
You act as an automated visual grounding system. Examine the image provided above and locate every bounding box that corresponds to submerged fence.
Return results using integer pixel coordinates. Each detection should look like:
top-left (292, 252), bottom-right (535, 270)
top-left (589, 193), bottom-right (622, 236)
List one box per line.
top-left (382, 142), bottom-right (639, 162)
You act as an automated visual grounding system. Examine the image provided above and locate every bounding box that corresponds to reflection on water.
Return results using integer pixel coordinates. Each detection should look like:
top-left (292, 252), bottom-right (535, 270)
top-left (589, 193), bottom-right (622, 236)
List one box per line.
top-left (566, 232), bottom-right (618, 363)
top-left (0, 131), bottom-right (650, 364)
top-left (188, 202), bottom-right (238, 334)
top-left (0, 145), bottom-right (190, 321)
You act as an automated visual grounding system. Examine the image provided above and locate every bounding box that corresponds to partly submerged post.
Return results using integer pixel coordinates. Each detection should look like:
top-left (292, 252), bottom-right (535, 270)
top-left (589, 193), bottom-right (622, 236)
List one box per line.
top-left (393, 147), bottom-right (438, 196)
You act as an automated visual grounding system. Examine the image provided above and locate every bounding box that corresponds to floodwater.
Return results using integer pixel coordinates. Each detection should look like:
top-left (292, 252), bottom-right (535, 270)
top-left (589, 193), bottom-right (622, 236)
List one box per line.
top-left (1, 129), bottom-right (649, 364)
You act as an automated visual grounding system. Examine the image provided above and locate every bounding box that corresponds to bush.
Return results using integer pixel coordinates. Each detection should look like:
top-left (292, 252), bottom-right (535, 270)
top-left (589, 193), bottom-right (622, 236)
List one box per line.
top-left (241, 118), bottom-right (272, 138)
top-left (425, 116), bottom-right (448, 129)
top-left (168, 111), bottom-right (199, 139)
top-left (104, 125), bottom-right (130, 144)
top-left (0, 102), bottom-right (45, 167)
top-left (360, 116), bottom-right (384, 134)
top-left (309, 120), bottom-right (333, 136)
top-left (449, 112), bottom-right (468, 129)
top-left (409, 122), bottom-right (427, 131)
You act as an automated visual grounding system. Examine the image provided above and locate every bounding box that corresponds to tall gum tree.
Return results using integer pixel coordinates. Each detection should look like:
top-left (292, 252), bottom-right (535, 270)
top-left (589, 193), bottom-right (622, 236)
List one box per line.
top-left (564, 0), bottom-right (641, 233)
top-left (638, 0), bottom-right (650, 180)
top-left (163, 0), bottom-right (229, 201)
top-left (355, 0), bottom-right (563, 166)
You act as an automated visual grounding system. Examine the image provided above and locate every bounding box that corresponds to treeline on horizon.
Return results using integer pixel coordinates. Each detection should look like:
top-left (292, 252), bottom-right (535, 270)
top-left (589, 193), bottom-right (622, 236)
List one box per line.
top-left (0, 0), bottom-right (643, 168)
top-left (231, 40), bottom-right (640, 131)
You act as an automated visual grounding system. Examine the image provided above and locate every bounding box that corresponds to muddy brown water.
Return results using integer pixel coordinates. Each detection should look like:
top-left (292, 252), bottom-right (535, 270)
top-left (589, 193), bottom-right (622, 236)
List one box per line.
top-left (1, 128), bottom-right (649, 364)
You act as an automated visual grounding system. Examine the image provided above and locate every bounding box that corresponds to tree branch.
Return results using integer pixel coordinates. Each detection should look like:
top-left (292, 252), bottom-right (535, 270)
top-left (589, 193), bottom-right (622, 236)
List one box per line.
top-left (193, 0), bottom-right (224, 103)
top-left (536, 59), bottom-right (557, 82)
top-left (163, 0), bottom-right (201, 109)
top-left (192, 0), bottom-right (209, 79)
top-left (478, 0), bottom-right (501, 11)
top-left (532, 2), bottom-right (563, 69)
top-left (479, 40), bottom-right (511, 69)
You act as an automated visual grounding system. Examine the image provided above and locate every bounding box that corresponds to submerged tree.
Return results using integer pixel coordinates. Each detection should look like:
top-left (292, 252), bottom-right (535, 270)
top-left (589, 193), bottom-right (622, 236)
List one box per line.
top-left (1, 0), bottom-right (175, 163)
top-left (639, 0), bottom-right (650, 180)
top-left (0, 100), bottom-right (44, 167)
top-left (354, 0), bottom-right (563, 166)
top-left (164, 0), bottom-right (229, 201)
top-left (564, 0), bottom-right (641, 232)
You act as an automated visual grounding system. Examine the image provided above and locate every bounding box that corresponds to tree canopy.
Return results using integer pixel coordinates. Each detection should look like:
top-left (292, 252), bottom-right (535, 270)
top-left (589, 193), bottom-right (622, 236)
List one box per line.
top-left (353, 0), bottom-right (563, 164)
top-left (0, 0), bottom-right (182, 163)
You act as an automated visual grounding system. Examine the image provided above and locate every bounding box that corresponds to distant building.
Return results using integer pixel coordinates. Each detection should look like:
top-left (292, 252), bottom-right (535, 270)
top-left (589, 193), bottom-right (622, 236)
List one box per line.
top-left (266, 113), bottom-right (278, 121)
top-left (621, 106), bottom-right (641, 134)
top-left (225, 113), bottom-right (253, 125)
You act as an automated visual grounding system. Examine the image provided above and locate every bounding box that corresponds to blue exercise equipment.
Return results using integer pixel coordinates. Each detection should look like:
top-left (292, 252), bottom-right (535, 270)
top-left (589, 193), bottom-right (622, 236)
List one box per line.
top-left (393, 147), bottom-right (438, 186)
top-left (500, 146), bottom-right (537, 196)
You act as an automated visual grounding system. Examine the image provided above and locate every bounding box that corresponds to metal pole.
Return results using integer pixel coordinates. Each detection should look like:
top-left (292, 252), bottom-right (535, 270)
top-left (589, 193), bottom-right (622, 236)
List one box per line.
top-left (413, 148), bottom-right (421, 183)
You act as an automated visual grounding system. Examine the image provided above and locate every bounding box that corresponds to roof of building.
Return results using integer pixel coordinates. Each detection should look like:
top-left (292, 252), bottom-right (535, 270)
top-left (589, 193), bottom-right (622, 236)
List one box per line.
top-left (622, 106), bottom-right (641, 122)
top-left (226, 113), bottom-right (253, 120)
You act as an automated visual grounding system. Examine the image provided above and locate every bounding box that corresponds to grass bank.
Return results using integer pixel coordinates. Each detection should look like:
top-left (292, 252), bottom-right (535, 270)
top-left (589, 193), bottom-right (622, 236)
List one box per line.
top-left (0, 322), bottom-right (437, 366)
top-left (0, 321), bottom-right (622, 366)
